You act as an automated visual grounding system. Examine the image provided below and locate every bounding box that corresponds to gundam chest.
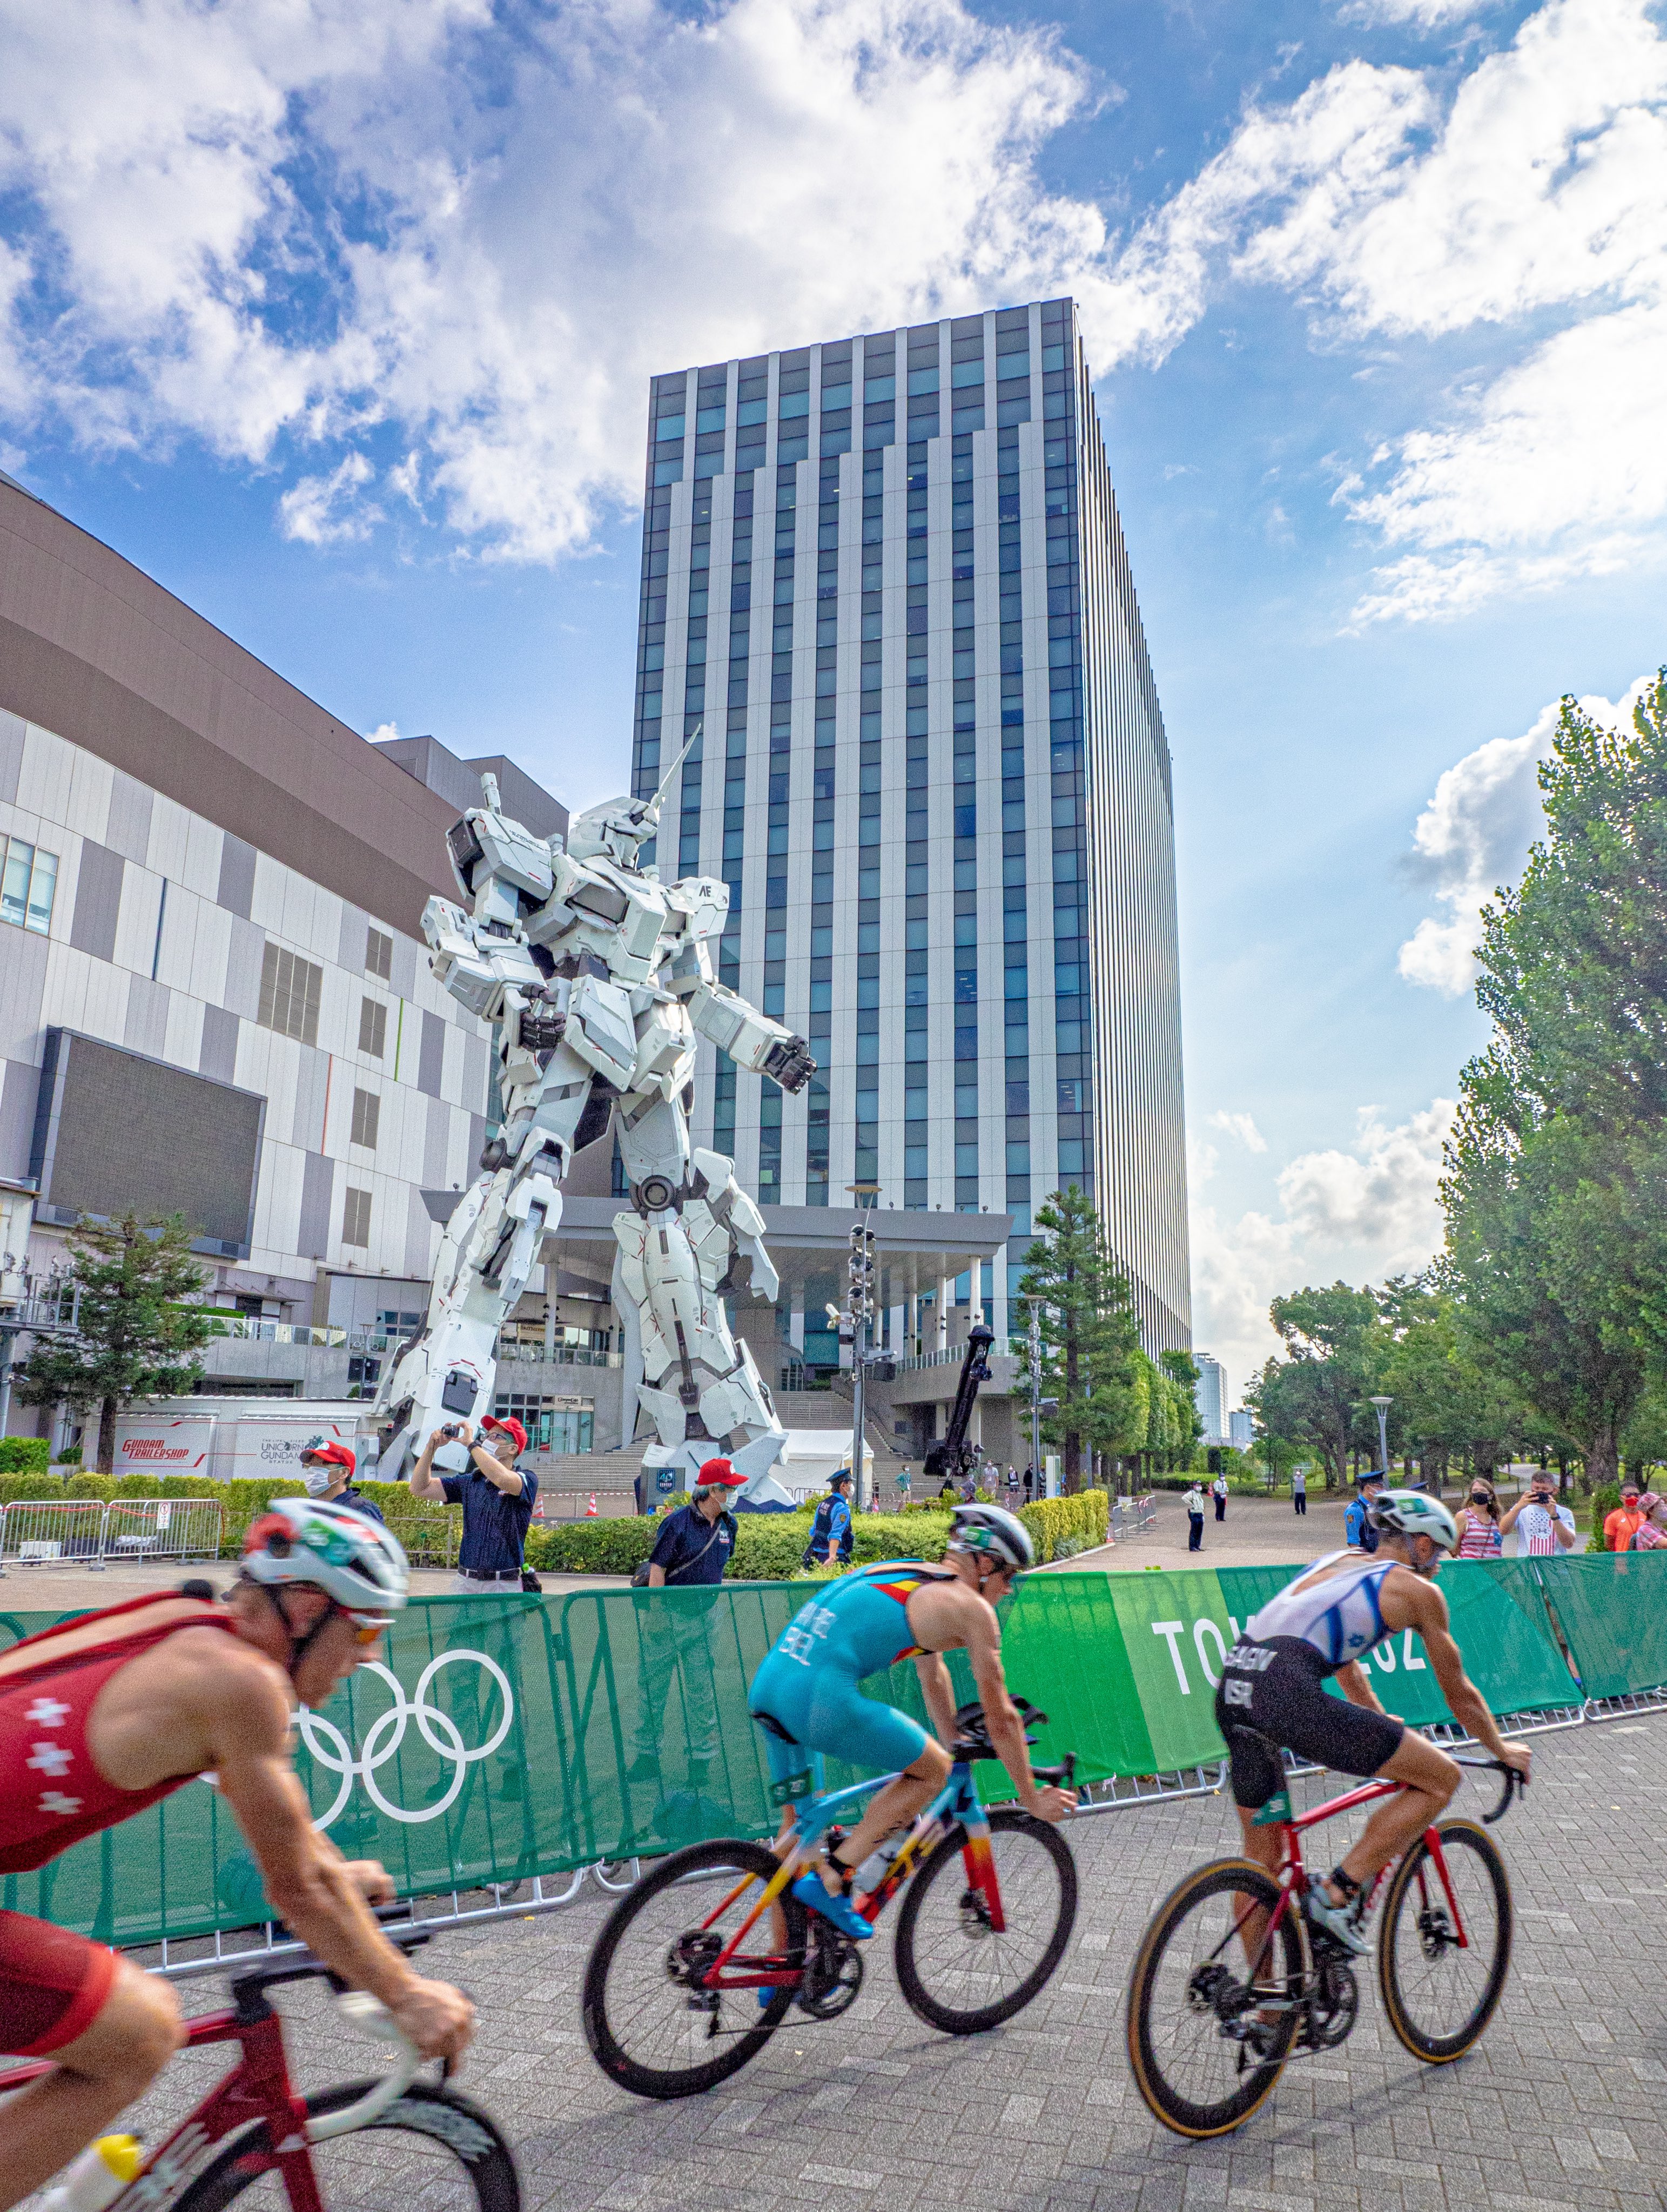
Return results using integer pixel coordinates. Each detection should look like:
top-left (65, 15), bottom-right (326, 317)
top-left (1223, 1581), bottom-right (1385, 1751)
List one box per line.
top-left (533, 862), bottom-right (667, 982)
top-left (565, 973), bottom-right (695, 1100)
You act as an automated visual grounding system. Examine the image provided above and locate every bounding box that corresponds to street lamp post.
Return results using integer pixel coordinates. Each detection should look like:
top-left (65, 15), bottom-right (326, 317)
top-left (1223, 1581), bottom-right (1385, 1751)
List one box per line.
top-left (847, 1221), bottom-right (877, 1511)
top-left (1369, 1395), bottom-right (1393, 1478)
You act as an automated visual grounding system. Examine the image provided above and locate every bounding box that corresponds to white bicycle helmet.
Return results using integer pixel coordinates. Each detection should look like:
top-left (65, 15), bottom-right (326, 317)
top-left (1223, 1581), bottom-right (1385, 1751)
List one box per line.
top-left (241, 1497), bottom-right (409, 1618)
top-left (1367, 1488), bottom-right (1459, 1559)
top-left (949, 1502), bottom-right (1036, 1575)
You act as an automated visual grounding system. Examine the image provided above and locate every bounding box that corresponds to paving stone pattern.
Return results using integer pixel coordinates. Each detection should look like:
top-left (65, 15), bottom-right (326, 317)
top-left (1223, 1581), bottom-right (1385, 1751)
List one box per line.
top-left (90, 1711), bottom-right (1667, 2212)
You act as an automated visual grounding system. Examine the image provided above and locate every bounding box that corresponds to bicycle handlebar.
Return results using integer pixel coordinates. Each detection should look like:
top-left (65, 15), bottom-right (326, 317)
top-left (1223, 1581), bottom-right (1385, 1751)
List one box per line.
top-left (1453, 1755), bottom-right (1525, 1825)
top-left (305, 1993), bottom-right (420, 2141)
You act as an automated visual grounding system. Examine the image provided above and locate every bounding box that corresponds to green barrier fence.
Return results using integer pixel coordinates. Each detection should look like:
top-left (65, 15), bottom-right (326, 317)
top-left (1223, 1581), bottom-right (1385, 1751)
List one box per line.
top-left (0, 1553), bottom-right (1652, 1952)
top-left (1532, 1551), bottom-right (1667, 1701)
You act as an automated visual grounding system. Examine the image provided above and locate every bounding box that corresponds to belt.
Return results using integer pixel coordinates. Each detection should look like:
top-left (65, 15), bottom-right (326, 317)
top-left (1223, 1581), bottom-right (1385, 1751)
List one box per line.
top-left (457, 1568), bottom-right (522, 1582)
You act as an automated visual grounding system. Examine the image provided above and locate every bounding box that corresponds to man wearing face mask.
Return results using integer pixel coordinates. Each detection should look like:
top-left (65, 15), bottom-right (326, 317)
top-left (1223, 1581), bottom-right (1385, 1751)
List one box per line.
top-left (297, 1440), bottom-right (387, 1525)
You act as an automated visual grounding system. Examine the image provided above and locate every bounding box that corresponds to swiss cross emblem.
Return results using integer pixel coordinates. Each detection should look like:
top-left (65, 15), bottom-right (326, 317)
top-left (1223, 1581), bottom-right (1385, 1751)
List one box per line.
top-left (25, 1698), bottom-right (71, 1729)
top-left (27, 1742), bottom-right (75, 1778)
top-left (38, 1791), bottom-right (82, 1817)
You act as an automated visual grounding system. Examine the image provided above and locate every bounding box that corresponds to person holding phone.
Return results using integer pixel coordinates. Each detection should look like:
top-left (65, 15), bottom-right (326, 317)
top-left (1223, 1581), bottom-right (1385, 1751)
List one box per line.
top-left (411, 1417), bottom-right (538, 1591)
top-left (1500, 1469), bottom-right (1577, 1556)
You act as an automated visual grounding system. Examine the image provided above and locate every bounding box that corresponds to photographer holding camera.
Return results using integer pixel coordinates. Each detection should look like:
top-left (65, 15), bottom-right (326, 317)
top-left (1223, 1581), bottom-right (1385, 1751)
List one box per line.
top-left (411, 1416), bottom-right (539, 1592)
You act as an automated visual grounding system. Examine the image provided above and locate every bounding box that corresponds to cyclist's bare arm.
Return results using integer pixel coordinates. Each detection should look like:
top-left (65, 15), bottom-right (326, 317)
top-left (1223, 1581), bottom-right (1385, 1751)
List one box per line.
top-left (1333, 1658), bottom-right (1388, 1714)
top-left (912, 1651), bottom-right (959, 1746)
top-left (1381, 1571), bottom-right (1530, 1776)
top-left (910, 1583), bottom-right (1073, 1823)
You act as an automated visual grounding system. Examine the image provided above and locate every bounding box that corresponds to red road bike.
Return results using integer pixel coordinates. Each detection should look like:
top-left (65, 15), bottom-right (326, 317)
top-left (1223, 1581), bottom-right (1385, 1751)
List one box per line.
top-left (1127, 1745), bottom-right (1520, 2136)
top-left (0, 1927), bottom-right (517, 2212)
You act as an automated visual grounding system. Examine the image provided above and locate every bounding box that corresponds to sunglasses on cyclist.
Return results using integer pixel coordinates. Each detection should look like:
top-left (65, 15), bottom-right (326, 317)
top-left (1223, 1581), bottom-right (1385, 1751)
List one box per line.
top-left (338, 1607), bottom-right (395, 1645)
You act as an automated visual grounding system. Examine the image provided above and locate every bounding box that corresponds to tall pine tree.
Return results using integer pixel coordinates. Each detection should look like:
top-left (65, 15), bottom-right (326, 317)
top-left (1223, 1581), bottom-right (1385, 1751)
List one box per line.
top-left (1017, 1185), bottom-right (1142, 1491)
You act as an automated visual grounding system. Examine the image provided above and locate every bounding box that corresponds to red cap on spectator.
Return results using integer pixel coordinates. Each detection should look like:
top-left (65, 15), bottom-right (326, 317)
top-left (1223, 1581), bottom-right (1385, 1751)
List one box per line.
top-left (300, 1440), bottom-right (357, 1471)
top-left (697, 1457), bottom-right (746, 1488)
top-left (482, 1416), bottom-right (528, 1456)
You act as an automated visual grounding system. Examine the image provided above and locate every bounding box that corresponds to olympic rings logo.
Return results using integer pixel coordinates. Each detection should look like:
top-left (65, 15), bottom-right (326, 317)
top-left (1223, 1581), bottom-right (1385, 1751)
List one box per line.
top-left (298, 1650), bottom-right (515, 1829)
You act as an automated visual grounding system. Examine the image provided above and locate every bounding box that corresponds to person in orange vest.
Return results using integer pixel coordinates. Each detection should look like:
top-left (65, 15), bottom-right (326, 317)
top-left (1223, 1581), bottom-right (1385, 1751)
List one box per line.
top-left (1602, 1477), bottom-right (1648, 1553)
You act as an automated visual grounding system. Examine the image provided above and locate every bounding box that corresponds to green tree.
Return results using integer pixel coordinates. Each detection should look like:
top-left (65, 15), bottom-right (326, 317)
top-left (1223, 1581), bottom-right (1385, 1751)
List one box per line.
top-left (1378, 1276), bottom-right (1521, 1493)
top-left (1017, 1185), bottom-right (1142, 1491)
top-left (1441, 673), bottom-right (1667, 1488)
top-left (1245, 1283), bottom-right (1385, 1489)
top-left (16, 1213), bottom-right (214, 1470)
top-left (1159, 1348), bottom-right (1206, 1463)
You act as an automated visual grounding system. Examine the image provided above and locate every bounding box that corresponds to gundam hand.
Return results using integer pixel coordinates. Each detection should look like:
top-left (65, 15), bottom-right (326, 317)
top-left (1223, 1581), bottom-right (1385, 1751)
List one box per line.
top-left (517, 984), bottom-right (568, 1053)
top-left (762, 1034), bottom-right (817, 1094)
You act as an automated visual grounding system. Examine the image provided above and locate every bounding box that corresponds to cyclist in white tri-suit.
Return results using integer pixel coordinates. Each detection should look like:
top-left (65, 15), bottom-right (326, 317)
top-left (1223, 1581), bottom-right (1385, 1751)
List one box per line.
top-left (1215, 1491), bottom-right (1531, 1952)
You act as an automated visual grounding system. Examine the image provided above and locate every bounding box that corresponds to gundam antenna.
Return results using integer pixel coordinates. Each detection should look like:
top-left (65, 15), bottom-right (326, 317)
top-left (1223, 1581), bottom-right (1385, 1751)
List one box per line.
top-left (643, 723), bottom-right (701, 828)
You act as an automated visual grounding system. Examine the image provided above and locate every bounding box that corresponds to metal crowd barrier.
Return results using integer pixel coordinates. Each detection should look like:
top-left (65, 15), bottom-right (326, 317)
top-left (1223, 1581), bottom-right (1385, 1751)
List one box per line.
top-left (1110, 1493), bottom-right (1156, 1539)
top-left (0, 1498), bottom-right (224, 1575)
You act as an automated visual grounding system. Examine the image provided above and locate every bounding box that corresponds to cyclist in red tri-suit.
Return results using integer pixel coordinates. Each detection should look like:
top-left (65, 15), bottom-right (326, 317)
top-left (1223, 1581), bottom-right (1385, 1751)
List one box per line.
top-left (0, 1499), bottom-right (474, 2212)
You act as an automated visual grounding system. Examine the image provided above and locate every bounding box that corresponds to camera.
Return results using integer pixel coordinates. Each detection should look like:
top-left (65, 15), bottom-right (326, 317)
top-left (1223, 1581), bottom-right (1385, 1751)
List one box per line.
top-left (440, 1423), bottom-right (462, 1441)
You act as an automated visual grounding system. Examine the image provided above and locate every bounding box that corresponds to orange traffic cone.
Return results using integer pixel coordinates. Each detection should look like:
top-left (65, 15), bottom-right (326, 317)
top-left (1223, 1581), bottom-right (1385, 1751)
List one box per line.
top-left (586, 1492), bottom-right (597, 1518)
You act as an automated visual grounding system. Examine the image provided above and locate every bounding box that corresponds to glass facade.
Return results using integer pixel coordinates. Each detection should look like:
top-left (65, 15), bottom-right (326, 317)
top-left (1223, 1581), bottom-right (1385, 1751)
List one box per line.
top-left (630, 299), bottom-right (1190, 1351)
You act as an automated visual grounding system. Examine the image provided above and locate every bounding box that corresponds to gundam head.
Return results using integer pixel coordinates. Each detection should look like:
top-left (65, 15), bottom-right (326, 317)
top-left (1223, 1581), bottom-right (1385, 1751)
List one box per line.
top-left (566, 794), bottom-right (658, 868)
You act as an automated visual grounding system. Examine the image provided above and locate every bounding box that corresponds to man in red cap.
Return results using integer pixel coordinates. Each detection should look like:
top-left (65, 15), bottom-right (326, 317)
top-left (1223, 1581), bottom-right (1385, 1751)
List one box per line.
top-left (411, 1414), bottom-right (538, 1592)
top-left (298, 1438), bottom-right (387, 1524)
top-left (628, 1459), bottom-right (745, 1791)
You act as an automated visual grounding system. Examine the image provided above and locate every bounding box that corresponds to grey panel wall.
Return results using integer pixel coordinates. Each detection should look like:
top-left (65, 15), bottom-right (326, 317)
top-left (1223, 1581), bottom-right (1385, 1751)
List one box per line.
top-left (417, 1009), bottom-right (446, 1098)
top-left (422, 1092), bottom-right (451, 1188)
top-left (336, 901), bottom-right (368, 973)
top-left (69, 839), bottom-right (124, 963)
top-left (462, 1032), bottom-right (489, 1115)
top-left (217, 833), bottom-right (257, 919)
top-left (223, 916), bottom-right (265, 1019)
top-left (389, 933), bottom-right (419, 1000)
top-left (404, 1184), bottom-right (433, 1278)
top-left (0, 710), bottom-right (23, 804)
top-left (123, 976), bottom-right (170, 1058)
top-left (298, 1150), bottom-right (334, 1260)
top-left (0, 1058), bottom-right (38, 1179)
top-left (0, 925), bottom-right (49, 1062)
top-left (105, 772), bottom-right (153, 864)
top-left (199, 1004), bottom-right (239, 1083)
top-left (290, 1044), bottom-right (328, 1150)
top-left (468, 1112), bottom-right (487, 1175)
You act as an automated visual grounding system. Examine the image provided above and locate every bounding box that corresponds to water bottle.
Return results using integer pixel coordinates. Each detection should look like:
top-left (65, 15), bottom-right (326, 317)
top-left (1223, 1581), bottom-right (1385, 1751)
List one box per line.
top-left (856, 1840), bottom-right (900, 1894)
top-left (38, 2137), bottom-right (143, 2212)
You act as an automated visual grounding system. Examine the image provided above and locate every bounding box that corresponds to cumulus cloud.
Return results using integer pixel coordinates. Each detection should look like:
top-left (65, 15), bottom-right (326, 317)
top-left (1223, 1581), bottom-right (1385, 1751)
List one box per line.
top-left (278, 453), bottom-right (380, 545)
top-left (1397, 673), bottom-right (1651, 994)
top-left (1189, 1099), bottom-right (1453, 1394)
top-left (1209, 1109), bottom-right (1268, 1153)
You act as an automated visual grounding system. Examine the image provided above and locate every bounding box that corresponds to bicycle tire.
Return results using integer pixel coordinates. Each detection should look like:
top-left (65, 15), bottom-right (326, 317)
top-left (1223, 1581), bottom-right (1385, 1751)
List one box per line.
top-left (172, 2079), bottom-right (519, 2212)
top-left (1377, 1818), bottom-right (1511, 2062)
top-left (893, 1808), bottom-right (1077, 2034)
top-left (1127, 1858), bottom-right (1305, 2139)
top-left (582, 1837), bottom-right (805, 2099)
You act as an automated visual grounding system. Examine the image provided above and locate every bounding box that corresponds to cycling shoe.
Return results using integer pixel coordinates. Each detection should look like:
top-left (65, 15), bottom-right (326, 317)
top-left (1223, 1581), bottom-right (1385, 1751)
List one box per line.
top-left (1303, 1885), bottom-right (1370, 1957)
top-left (791, 1872), bottom-right (873, 1941)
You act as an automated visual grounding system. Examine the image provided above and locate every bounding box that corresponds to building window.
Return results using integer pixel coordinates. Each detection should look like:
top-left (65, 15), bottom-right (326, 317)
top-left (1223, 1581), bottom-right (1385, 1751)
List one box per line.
top-left (346, 1354), bottom-right (381, 1400)
top-left (342, 1186), bottom-right (372, 1247)
top-left (350, 1088), bottom-right (380, 1150)
top-left (365, 926), bottom-right (393, 981)
top-left (1, 835), bottom-right (57, 936)
top-left (359, 997), bottom-right (388, 1057)
top-left (258, 942), bottom-right (322, 1045)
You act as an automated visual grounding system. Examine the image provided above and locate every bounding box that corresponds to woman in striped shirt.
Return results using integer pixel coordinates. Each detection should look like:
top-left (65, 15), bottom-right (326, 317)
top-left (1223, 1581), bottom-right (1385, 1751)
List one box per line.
top-left (1455, 1480), bottom-right (1502, 1559)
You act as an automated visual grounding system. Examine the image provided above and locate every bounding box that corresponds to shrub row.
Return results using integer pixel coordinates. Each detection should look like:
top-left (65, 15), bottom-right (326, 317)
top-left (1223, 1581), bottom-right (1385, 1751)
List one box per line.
top-left (0, 1439), bottom-right (52, 1475)
top-left (527, 1508), bottom-right (958, 1581)
top-left (1018, 1489), bottom-right (1109, 1564)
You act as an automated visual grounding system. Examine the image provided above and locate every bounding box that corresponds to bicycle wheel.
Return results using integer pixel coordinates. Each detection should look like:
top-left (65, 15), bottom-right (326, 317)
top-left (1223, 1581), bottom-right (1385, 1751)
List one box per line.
top-left (174, 2080), bottom-right (518, 2212)
top-left (1126, 1859), bottom-right (1305, 2139)
top-left (893, 1808), bottom-right (1077, 2034)
top-left (1377, 1818), bottom-right (1511, 2061)
top-left (582, 1837), bottom-right (806, 2099)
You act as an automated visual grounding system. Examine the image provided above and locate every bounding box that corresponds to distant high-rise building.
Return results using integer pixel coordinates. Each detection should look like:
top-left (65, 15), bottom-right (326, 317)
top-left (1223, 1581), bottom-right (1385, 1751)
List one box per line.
top-left (630, 299), bottom-right (1189, 1352)
top-left (1229, 1408), bottom-right (1255, 1453)
top-left (1194, 1354), bottom-right (1228, 1445)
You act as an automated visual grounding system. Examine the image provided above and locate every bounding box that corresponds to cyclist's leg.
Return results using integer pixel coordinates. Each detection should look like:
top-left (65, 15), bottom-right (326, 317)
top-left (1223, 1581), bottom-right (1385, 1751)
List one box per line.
top-left (1329, 1729), bottom-right (1460, 1899)
top-left (808, 1693), bottom-right (949, 1889)
top-left (0, 1932), bottom-right (183, 2212)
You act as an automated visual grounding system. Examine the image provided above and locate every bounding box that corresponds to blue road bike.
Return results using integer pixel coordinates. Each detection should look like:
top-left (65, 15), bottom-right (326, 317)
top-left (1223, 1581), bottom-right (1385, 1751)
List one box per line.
top-left (582, 1702), bottom-right (1078, 2099)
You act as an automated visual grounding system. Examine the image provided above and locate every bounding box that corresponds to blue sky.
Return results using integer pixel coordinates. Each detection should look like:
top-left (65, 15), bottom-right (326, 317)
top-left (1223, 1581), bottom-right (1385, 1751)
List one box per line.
top-left (2, 0), bottom-right (1663, 1391)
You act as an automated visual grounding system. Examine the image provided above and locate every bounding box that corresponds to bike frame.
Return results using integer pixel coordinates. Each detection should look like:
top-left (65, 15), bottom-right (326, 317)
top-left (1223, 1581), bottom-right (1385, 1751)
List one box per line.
top-left (695, 1757), bottom-right (999, 1992)
top-left (0, 1979), bottom-right (413, 2212)
top-left (1246, 1775), bottom-right (1471, 1968)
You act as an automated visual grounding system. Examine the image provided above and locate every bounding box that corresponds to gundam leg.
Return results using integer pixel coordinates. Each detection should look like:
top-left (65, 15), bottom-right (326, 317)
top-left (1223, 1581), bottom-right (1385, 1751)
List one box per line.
top-left (613, 1091), bottom-right (789, 1499)
top-left (369, 1047), bottom-right (594, 1479)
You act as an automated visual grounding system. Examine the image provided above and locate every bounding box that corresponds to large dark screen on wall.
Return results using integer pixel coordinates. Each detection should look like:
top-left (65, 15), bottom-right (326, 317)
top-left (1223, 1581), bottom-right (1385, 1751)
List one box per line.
top-left (36, 1034), bottom-right (263, 1254)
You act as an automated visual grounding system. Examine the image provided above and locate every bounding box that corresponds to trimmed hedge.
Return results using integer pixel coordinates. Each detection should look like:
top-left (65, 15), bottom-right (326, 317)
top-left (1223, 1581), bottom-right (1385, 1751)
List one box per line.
top-left (526, 1508), bottom-right (957, 1581)
top-left (1018, 1489), bottom-right (1109, 1564)
top-left (0, 1439), bottom-right (52, 1476)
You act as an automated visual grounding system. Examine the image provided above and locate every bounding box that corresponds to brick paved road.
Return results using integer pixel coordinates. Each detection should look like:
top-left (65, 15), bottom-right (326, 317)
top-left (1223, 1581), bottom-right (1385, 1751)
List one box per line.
top-left (97, 1709), bottom-right (1666, 2212)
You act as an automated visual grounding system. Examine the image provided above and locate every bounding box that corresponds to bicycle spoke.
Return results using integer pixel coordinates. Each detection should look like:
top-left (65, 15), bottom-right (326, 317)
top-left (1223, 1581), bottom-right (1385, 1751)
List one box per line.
top-left (1379, 1822), bottom-right (1511, 2063)
top-left (901, 1822), bottom-right (1070, 2024)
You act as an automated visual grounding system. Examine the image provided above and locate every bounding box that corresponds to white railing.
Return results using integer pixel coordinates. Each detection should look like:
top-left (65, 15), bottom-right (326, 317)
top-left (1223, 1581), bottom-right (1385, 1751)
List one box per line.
top-left (889, 1339), bottom-right (1016, 1373)
top-left (0, 1498), bottom-right (224, 1574)
top-left (200, 1316), bottom-right (622, 1368)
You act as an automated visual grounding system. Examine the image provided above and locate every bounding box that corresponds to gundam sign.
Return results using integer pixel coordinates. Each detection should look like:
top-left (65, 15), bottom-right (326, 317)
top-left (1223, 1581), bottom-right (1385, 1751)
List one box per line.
top-left (369, 749), bottom-right (814, 1503)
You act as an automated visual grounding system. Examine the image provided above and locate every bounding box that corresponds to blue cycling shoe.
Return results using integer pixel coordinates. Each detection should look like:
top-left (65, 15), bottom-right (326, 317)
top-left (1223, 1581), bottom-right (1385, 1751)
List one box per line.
top-left (791, 1872), bottom-right (874, 1941)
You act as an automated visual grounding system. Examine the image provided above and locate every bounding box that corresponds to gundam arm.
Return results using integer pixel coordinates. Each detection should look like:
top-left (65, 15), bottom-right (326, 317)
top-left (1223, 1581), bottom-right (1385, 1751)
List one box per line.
top-left (665, 935), bottom-right (816, 1094)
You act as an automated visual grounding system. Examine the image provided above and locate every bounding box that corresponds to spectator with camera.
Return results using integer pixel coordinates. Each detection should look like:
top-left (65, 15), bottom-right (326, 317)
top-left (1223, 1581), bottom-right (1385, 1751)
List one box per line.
top-left (411, 1415), bottom-right (539, 1591)
top-left (1501, 1468), bottom-right (1577, 1556)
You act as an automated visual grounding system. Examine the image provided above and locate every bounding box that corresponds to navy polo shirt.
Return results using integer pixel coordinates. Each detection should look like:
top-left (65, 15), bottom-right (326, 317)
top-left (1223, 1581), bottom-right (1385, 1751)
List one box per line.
top-left (648, 1502), bottom-right (736, 1586)
top-left (334, 1483), bottom-right (387, 1526)
top-left (441, 1462), bottom-right (538, 1573)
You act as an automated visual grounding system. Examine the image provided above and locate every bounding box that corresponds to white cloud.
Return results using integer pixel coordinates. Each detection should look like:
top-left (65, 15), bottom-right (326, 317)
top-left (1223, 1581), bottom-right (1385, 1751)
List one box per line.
top-left (1397, 673), bottom-right (1650, 994)
top-left (1341, 0), bottom-right (1501, 23)
top-left (277, 453), bottom-right (380, 545)
top-left (1189, 1099), bottom-right (1453, 1393)
top-left (364, 719), bottom-right (402, 744)
top-left (1209, 1109), bottom-right (1268, 1153)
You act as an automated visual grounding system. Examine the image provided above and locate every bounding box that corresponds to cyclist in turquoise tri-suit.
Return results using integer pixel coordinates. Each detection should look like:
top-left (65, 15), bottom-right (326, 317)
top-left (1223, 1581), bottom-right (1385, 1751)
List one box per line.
top-left (748, 1503), bottom-right (1076, 1939)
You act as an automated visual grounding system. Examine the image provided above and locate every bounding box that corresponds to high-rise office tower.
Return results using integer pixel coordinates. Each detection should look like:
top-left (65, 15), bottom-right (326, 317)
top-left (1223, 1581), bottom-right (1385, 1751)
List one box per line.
top-left (630, 297), bottom-right (1189, 1354)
